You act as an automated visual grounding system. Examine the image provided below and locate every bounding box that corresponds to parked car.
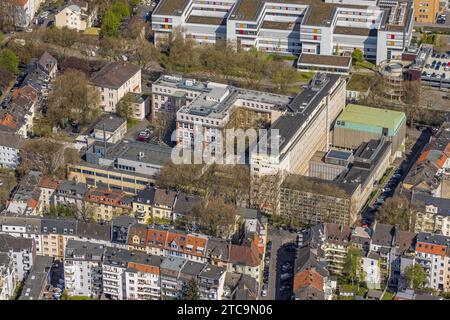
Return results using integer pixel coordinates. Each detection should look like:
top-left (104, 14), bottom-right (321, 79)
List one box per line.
top-left (280, 273), bottom-right (292, 281)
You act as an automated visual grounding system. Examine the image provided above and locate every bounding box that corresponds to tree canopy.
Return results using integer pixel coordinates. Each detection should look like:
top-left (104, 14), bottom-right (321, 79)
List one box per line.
top-left (47, 69), bottom-right (100, 128)
top-left (405, 264), bottom-right (427, 289)
top-left (0, 48), bottom-right (19, 75)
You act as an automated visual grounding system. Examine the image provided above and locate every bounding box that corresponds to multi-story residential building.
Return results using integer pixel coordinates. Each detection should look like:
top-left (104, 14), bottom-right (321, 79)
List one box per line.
top-left (160, 256), bottom-right (186, 300)
top-left (132, 187), bottom-right (177, 223)
top-left (0, 216), bottom-right (42, 254)
top-left (415, 233), bottom-right (450, 291)
top-left (320, 223), bottom-right (352, 275)
top-left (0, 253), bottom-right (16, 300)
top-left (369, 222), bottom-right (396, 283)
top-left (53, 181), bottom-right (88, 218)
top-left (125, 253), bottom-right (164, 300)
top-left (55, 1), bottom-right (98, 31)
top-left (6, 170), bottom-right (42, 216)
top-left (412, 192), bottom-right (450, 235)
top-left (0, 234), bottom-right (35, 282)
top-left (0, 132), bottom-right (23, 169)
top-left (40, 218), bottom-right (77, 259)
top-left (121, 93), bottom-right (151, 120)
top-left (64, 240), bottom-right (105, 298)
top-left (91, 62), bottom-right (142, 113)
top-left (293, 245), bottom-right (335, 300)
top-left (36, 51), bottom-right (58, 80)
top-left (222, 272), bottom-right (258, 300)
top-left (85, 188), bottom-right (133, 222)
top-left (198, 264), bottom-right (226, 300)
top-left (413, 0), bottom-right (440, 23)
top-left (102, 247), bottom-right (133, 300)
top-left (151, 0), bottom-right (413, 64)
top-left (10, 0), bottom-right (39, 29)
top-left (37, 176), bottom-right (59, 214)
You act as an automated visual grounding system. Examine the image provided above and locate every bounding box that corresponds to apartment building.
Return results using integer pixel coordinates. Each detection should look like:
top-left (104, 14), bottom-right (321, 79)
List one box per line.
top-left (55, 1), bottom-right (97, 32)
top-left (0, 216), bottom-right (42, 254)
top-left (40, 218), bottom-right (77, 259)
top-left (37, 177), bottom-right (59, 214)
top-left (6, 170), bottom-right (42, 216)
top-left (53, 181), bottom-right (88, 217)
top-left (64, 240), bottom-right (105, 298)
top-left (102, 247), bottom-right (133, 300)
top-left (160, 256), bottom-right (186, 299)
top-left (85, 188), bottom-right (133, 222)
top-left (415, 233), bottom-right (450, 291)
top-left (413, 0), bottom-right (440, 23)
top-left (198, 264), bottom-right (226, 300)
top-left (152, 0), bottom-right (414, 64)
top-left (412, 192), bottom-right (450, 235)
top-left (0, 253), bottom-right (16, 300)
top-left (91, 62), bottom-right (141, 113)
top-left (0, 132), bottom-right (23, 169)
top-left (0, 234), bottom-right (35, 282)
top-left (125, 253), bottom-right (164, 300)
top-left (10, 0), bottom-right (39, 29)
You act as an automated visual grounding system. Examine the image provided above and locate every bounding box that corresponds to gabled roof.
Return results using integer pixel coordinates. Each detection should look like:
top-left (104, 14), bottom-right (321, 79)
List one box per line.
top-left (90, 62), bottom-right (140, 89)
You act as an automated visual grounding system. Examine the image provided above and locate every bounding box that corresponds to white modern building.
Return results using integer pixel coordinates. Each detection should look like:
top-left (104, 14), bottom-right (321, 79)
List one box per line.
top-left (151, 0), bottom-right (414, 64)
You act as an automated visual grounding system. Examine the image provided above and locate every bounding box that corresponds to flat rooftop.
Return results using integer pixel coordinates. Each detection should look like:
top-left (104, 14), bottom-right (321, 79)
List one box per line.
top-left (336, 104), bottom-right (406, 131)
top-left (298, 53), bottom-right (351, 68)
top-left (153, 0), bottom-right (190, 16)
top-left (261, 20), bottom-right (300, 31)
top-left (334, 26), bottom-right (378, 37)
top-left (186, 15), bottom-right (226, 26)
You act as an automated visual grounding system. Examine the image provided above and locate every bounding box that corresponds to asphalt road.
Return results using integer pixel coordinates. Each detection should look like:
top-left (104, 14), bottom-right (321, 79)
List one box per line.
top-left (262, 227), bottom-right (298, 300)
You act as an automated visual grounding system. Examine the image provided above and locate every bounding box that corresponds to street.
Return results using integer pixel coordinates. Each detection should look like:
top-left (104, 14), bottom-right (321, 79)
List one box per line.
top-left (262, 226), bottom-right (298, 300)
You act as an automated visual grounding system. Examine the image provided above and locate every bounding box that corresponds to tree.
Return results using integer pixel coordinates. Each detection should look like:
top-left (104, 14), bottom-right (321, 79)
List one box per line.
top-left (352, 49), bottom-right (364, 65)
top-left (0, 48), bottom-right (19, 75)
top-left (269, 60), bottom-right (297, 94)
top-left (47, 69), bottom-right (100, 128)
top-left (116, 94), bottom-right (135, 121)
top-left (405, 264), bottom-right (427, 289)
top-left (101, 9), bottom-right (121, 37)
top-left (182, 278), bottom-right (200, 300)
top-left (238, 48), bottom-right (268, 90)
top-left (0, 1), bottom-right (18, 33)
top-left (378, 196), bottom-right (413, 231)
top-left (111, 2), bottom-right (131, 19)
top-left (0, 32), bottom-right (4, 44)
top-left (60, 57), bottom-right (90, 75)
top-left (343, 247), bottom-right (363, 287)
top-left (47, 205), bottom-right (75, 218)
top-left (19, 139), bottom-right (65, 176)
top-left (403, 80), bottom-right (421, 127)
top-left (195, 197), bottom-right (237, 238)
top-left (43, 26), bottom-right (79, 49)
top-left (134, 40), bottom-right (159, 70)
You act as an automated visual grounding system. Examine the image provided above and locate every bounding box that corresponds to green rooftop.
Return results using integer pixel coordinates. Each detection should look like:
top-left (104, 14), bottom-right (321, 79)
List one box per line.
top-left (336, 104), bottom-right (406, 133)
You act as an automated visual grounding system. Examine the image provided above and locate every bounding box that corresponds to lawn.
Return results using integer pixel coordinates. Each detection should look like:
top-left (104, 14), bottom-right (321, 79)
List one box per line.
top-left (382, 291), bottom-right (395, 300)
top-left (347, 74), bottom-right (374, 92)
top-left (127, 118), bottom-right (139, 129)
top-left (69, 296), bottom-right (92, 300)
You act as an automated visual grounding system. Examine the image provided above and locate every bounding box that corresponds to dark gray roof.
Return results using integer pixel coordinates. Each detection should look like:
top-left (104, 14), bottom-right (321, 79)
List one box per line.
top-left (412, 192), bottom-right (450, 217)
top-left (366, 289), bottom-right (383, 299)
top-left (273, 73), bottom-right (341, 152)
top-left (41, 217), bottom-right (77, 235)
top-left (371, 223), bottom-right (395, 247)
top-left (135, 187), bottom-right (156, 204)
top-left (0, 216), bottom-right (41, 232)
top-left (77, 221), bottom-right (111, 242)
top-left (0, 233), bottom-right (33, 252)
top-left (180, 260), bottom-right (205, 277)
top-left (173, 193), bottom-right (202, 215)
top-left (0, 252), bottom-right (10, 265)
top-left (127, 252), bottom-right (164, 269)
top-left (91, 62), bottom-right (140, 89)
top-left (94, 114), bottom-right (126, 133)
top-left (37, 52), bottom-right (57, 76)
top-left (416, 232), bottom-right (450, 247)
top-left (199, 264), bottom-right (225, 280)
top-left (65, 240), bottom-right (105, 261)
top-left (206, 237), bottom-right (230, 261)
top-left (0, 132), bottom-right (22, 149)
top-left (160, 256), bottom-right (186, 272)
top-left (112, 216), bottom-right (136, 228)
top-left (56, 180), bottom-right (88, 196)
top-left (19, 255), bottom-right (53, 300)
top-left (103, 247), bottom-right (134, 268)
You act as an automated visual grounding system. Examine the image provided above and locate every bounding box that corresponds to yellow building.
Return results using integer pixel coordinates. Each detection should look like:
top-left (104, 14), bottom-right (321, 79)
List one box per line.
top-left (85, 188), bottom-right (133, 222)
top-left (414, 0), bottom-right (441, 23)
top-left (67, 163), bottom-right (154, 195)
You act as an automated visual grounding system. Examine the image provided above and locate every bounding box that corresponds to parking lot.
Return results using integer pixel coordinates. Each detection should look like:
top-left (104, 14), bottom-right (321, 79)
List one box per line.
top-left (261, 227), bottom-right (298, 300)
top-left (421, 52), bottom-right (450, 81)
